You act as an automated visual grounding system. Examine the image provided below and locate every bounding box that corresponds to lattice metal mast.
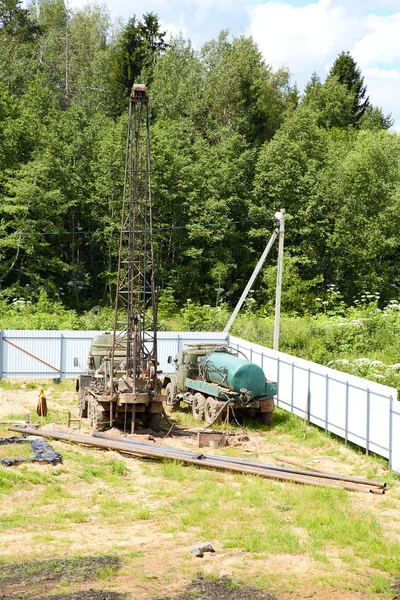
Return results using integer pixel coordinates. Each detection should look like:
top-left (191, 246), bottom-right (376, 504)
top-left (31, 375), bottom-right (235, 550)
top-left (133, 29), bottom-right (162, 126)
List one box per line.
top-left (111, 84), bottom-right (158, 391)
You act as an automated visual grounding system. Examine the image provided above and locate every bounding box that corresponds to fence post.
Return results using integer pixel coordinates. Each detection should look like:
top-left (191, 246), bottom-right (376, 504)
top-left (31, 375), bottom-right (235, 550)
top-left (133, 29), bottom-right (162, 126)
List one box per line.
top-left (250, 347), bottom-right (253, 362)
top-left (291, 362), bottom-right (294, 413)
top-left (366, 388), bottom-right (370, 455)
top-left (307, 368), bottom-right (311, 423)
top-left (177, 334), bottom-right (181, 353)
top-left (261, 352), bottom-right (264, 371)
top-left (325, 374), bottom-right (329, 434)
top-left (277, 357), bottom-right (280, 408)
top-left (345, 382), bottom-right (349, 447)
top-left (0, 330), bottom-right (3, 380)
top-left (389, 395), bottom-right (393, 470)
top-left (59, 333), bottom-right (64, 380)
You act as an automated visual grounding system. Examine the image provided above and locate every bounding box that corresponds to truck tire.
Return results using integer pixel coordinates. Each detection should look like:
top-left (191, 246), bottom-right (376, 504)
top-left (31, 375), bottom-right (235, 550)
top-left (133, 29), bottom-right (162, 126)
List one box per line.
top-left (204, 397), bottom-right (222, 426)
top-left (78, 389), bottom-right (88, 419)
top-left (143, 411), bottom-right (162, 432)
top-left (77, 375), bottom-right (92, 418)
top-left (260, 411), bottom-right (273, 426)
top-left (88, 395), bottom-right (109, 431)
top-left (192, 393), bottom-right (206, 421)
top-left (165, 382), bottom-right (180, 413)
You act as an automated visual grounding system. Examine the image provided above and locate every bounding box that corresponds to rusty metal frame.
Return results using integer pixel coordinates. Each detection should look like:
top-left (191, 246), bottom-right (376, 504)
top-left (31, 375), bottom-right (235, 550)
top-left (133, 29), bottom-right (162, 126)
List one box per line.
top-left (111, 83), bottom-right (158, 396)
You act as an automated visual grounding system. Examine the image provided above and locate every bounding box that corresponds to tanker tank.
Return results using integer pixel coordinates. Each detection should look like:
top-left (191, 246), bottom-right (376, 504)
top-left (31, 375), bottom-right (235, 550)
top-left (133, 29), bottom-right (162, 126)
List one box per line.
top-left (200, 351), bottom-right (267, 399)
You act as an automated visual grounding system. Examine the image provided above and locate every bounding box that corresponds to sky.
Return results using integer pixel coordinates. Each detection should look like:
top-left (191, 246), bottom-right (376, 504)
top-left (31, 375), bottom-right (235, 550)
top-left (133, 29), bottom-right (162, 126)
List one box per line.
top-left (67, 0), bottom-right (400, 129)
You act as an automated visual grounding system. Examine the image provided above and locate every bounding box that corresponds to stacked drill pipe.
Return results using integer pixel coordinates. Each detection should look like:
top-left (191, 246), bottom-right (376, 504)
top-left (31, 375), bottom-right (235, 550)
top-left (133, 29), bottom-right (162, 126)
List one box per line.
top-left (8, 427), bottom-right (387, 494)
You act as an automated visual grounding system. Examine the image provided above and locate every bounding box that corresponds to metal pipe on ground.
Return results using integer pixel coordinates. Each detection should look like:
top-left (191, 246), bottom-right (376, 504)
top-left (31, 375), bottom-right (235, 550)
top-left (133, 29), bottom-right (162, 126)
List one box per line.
top-left (93, 432), bottom-right (387, 490)
top-left (8, 427), bottom-right (386, 494)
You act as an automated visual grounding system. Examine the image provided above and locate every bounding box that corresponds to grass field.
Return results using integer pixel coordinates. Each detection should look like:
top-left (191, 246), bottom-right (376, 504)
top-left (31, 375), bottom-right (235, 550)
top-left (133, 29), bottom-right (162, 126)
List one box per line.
top-left (0, 380), bottom-right (399, 599)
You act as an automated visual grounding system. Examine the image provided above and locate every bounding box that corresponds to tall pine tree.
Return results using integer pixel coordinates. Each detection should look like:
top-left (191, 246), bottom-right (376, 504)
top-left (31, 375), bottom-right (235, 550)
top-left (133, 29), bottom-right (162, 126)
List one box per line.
top-left (327, 51), bottom-right (369, 126)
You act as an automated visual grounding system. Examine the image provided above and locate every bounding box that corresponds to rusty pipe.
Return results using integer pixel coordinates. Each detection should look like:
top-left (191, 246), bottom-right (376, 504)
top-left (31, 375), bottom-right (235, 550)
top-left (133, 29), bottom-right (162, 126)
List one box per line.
top-left (93, 431), bottom-right (386, 490)
top-left (8, 427), bottom-right (385, 494)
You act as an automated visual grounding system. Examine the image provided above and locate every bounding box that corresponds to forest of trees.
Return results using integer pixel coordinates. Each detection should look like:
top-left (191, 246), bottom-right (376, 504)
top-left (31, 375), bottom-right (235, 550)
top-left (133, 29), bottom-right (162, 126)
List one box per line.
top-left (0, 0), bottom-right (398, 317)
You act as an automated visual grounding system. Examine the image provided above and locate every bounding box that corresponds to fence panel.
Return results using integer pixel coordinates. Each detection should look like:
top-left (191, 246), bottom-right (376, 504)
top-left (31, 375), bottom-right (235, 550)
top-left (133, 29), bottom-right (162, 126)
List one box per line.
top-left (308, 371), bottom-right (326, 427)
top-left (0, 330), bottom-right (228, 380)
top-left (61, 333), bottom-right (105, 378)
top-left (392, 405), bottom-right (400, 472)
top-left (2, 331), bottom-right (67, 379)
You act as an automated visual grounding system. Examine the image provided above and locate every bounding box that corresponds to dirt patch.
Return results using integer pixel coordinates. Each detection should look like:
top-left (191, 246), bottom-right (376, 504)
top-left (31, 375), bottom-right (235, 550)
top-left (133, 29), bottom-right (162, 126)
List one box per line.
top-left (0, 556), bottom-right (122, 598)
top-left (159, 575), bottom-right (277, 600)
top-left (0, 383), bottom-right (397, 600)
top-left (3, 593), bottom-right (127, 600)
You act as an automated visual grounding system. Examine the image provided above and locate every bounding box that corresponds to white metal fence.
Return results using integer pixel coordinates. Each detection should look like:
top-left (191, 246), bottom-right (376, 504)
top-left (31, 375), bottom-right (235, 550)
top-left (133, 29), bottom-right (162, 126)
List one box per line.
top-left (230, 335), bottom-right (400, 473)
top-left (0, 330), bottom-right (228, 379)
top-left (1, 329), bottom-right (399, 472)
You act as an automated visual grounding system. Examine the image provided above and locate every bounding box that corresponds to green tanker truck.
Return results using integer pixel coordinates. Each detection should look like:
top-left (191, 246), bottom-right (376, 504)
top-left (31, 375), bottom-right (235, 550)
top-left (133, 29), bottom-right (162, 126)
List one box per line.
top-left (163, 344), bottom-right (277, 425)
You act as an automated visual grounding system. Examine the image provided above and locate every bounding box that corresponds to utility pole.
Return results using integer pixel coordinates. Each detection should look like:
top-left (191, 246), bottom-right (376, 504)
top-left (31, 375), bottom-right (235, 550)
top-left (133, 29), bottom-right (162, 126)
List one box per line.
top-left (273, 209), bottom-right (285, 351)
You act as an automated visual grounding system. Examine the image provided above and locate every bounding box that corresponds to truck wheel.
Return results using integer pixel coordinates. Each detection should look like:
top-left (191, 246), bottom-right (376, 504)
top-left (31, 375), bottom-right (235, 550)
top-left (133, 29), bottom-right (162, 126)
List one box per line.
top-left (192, 393), bottom-right (206, 421)
top-left (260, 411), bottom-right (273, 426)
top-left (78, 388), bottom-right (88, 419)
top-left (88, 395), bottom-right (109, 431)
top-left (144, 412), bottom-right (162, 432)
top-left (165, 383), bottom-right (180, 413)
top-left (204, 397), bottom-right (222, 426)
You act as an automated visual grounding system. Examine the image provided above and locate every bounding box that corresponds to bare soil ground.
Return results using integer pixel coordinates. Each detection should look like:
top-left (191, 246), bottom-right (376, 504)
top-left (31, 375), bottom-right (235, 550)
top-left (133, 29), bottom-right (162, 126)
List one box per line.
top-left (159, 575), bottom-right (277, 599)
top-left (0, 381), bottom-right (399, 600)
top-left (0, 556), bottom-right (276, 600)
top-left (0, 556), bottom-right (122, 598)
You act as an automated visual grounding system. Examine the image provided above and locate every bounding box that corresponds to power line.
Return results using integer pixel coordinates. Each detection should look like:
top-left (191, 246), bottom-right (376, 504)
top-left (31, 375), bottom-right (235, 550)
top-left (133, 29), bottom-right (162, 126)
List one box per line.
top-left (0, 218), bottom-right (275, 238)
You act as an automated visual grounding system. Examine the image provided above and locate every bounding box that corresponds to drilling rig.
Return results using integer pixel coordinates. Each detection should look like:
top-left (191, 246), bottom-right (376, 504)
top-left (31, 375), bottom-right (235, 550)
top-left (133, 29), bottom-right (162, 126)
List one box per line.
top-left (77, 84), bottom-right (163, 432)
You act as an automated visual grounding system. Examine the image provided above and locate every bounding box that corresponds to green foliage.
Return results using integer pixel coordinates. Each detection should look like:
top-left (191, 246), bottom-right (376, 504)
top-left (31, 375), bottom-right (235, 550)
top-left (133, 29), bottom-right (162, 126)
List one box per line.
top-left (360, 105), bottom-right (394, 131)
top-left (157, 287), bottom-right (178, 320)
top-left (0, 290), bottom-right (82, 329)
top-left (201, 34), bottom-right (294, 145)
top-left (259, 255), bottom-right (323, 315)
top-left (302, 74), bottom-right (356, 129)
top-left (0, 5), bottom-right (399, 320)
top-left (161, 296), bottom-right (400, 394)
top-left (108, 458), bottom-right (128, 476)
top-left (179, 300), bottom-right (230, 331)
top-left (327, 51), bottom-right (369, 125)
top-left (111, 12), bottom-right (168, 114)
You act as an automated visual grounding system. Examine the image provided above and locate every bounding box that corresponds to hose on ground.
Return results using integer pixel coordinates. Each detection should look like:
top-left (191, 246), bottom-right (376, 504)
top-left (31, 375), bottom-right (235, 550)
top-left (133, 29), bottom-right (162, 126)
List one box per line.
top-left (162, 405), bottom-right (174, 427)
